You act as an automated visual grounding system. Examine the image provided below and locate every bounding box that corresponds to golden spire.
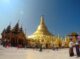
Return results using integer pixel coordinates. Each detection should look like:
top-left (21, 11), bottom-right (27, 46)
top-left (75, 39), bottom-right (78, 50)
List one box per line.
top-left (40, 16), bottom-right (45, 25)
top-left (33, 16), bottom-right (53, 36)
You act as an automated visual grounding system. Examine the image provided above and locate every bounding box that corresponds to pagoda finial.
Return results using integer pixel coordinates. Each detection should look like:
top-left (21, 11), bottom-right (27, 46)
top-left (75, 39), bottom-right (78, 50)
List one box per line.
top-left (18, 19), bottom-right (19, 23)
top-left (16, 19), bottom-right (20, 26)
top-left (40, 16), bottom-right (45, 25)
top-left (12, 20), bottom-right (20, 32)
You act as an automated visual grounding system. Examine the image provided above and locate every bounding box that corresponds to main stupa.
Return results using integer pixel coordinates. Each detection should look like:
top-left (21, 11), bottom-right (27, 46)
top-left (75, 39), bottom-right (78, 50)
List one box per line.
top-left (33, 16), bottom-right (53, 35)
top-left (28, 16), bottom-right (54, 38)
top-left (28, 16), bottom-right (56, 48)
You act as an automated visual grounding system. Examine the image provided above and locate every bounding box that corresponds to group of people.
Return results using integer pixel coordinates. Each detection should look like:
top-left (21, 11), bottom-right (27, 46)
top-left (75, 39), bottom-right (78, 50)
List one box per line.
top-left (69, 38), bottom-right (80, 57)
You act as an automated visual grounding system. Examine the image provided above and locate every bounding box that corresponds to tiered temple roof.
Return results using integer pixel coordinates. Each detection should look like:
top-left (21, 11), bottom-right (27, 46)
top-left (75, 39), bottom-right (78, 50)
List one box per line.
top-left (1, 22), bottom-right (27, 47)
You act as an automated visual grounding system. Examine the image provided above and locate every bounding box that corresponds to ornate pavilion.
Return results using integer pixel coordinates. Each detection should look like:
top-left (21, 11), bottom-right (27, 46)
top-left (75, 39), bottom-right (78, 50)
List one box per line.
top-left (1, 22), bottom-right (27, 47)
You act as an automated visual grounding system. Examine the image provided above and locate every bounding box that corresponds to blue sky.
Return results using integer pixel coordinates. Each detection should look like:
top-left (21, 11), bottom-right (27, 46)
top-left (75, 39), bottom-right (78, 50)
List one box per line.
top-left (0, 0), bottom-right (80, 37)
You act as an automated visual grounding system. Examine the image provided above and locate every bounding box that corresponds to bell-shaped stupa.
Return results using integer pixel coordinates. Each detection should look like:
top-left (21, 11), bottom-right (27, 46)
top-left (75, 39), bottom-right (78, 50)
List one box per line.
top-left (28, 16), bottom-right (54, 40)
top-left (33, 16), bottom-right (53, 36)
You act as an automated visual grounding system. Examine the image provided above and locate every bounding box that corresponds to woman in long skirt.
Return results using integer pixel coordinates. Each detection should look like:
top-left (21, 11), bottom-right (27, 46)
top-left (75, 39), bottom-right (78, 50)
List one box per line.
top-left (69, 47), bottom-right (74, 56)
top-left (69, 39), bottom-right (74, 57)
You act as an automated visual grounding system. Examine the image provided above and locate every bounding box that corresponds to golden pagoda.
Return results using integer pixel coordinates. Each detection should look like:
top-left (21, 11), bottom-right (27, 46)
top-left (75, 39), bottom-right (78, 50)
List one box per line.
top-left (33, 16), bottom-right (53, 36)
top-left (28, 16), bottom-right (55, 48)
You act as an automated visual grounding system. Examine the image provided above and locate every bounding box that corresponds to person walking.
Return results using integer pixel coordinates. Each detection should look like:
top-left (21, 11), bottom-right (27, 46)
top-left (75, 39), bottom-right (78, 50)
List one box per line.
top-left (75, 40), bottom-right (80, 57)
top-left (69, 39), bottom-right (74, 57)
top-left (39, 44), bottom-right (42, 52)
